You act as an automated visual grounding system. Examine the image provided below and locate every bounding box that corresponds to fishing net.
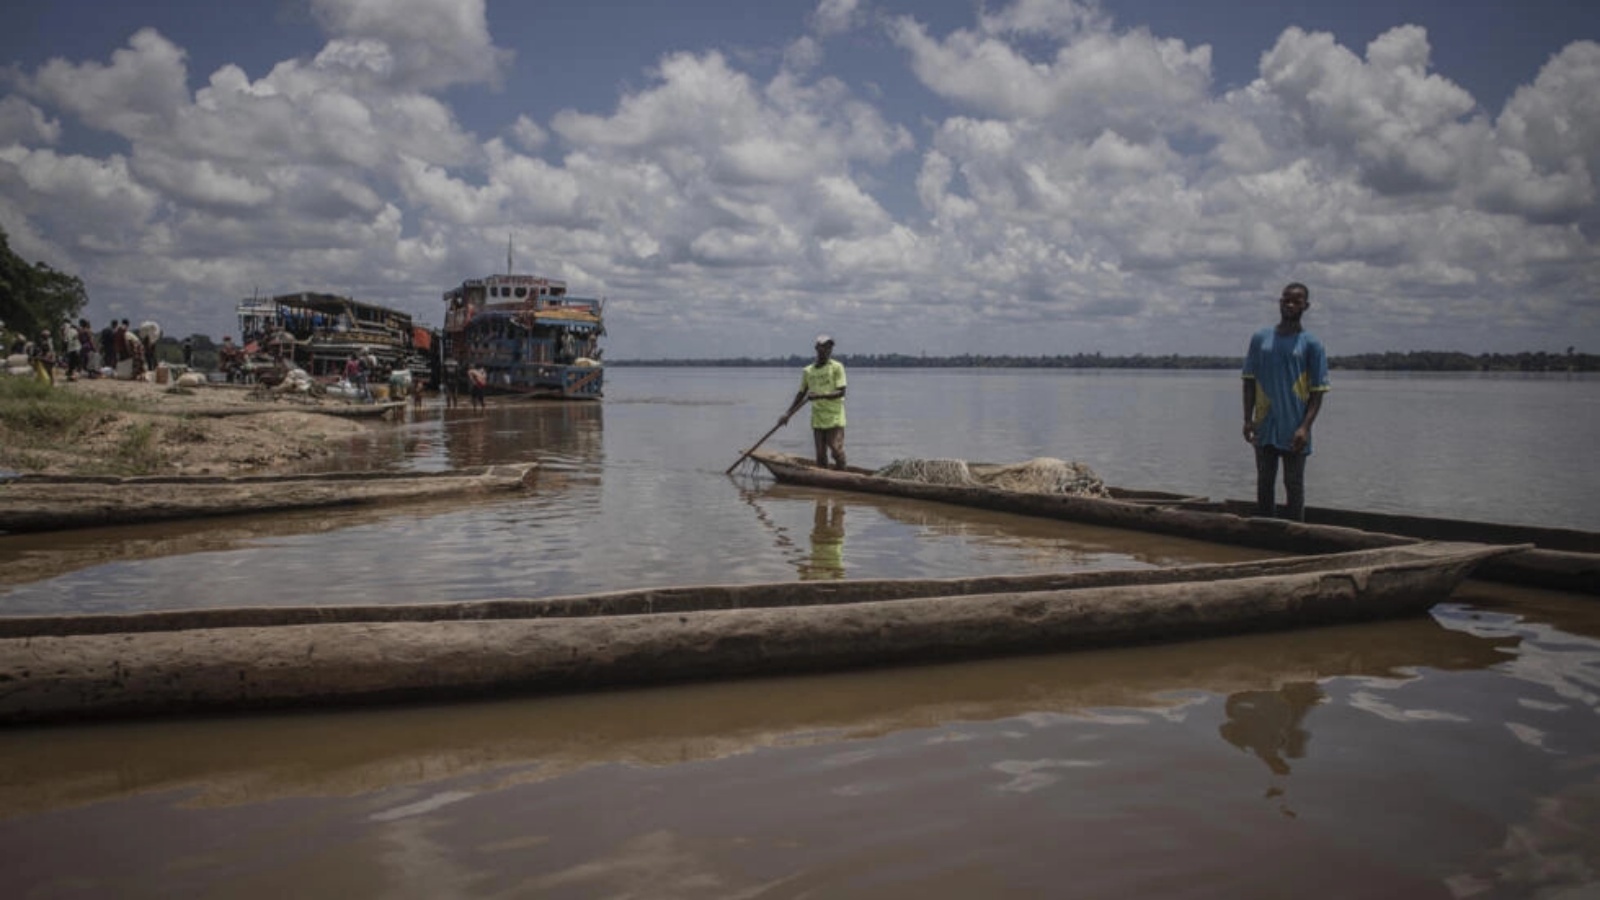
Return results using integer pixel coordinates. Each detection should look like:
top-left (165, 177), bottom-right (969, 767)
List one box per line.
top-left (874, 458), bottom-right (975, 486)
top-left (874, 457), bottom-right (1111, 498)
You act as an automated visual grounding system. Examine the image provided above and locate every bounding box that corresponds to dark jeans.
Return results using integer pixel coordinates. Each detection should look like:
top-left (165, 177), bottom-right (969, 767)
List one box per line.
top-left (1255, 445), bottom-right (1308, 521)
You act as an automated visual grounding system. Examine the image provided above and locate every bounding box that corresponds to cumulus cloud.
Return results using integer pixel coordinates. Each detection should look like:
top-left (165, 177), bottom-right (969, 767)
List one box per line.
top-left (812, 0), bottom-right (865, 37)
top-left (310, 0), bottom-right (511, 90)
top-left (888, 10), bottom-right (1212, 140)
top-left (510, 115), bottom-right (548, 152)
top-left (26, 28), bottom-right (191, 140)
top-left (0, 0), bottom-right (1595, 356)
top-left (1258, 26), bottom-right (1481, 194)
top-left (0, 97), bottom-right (61, 145)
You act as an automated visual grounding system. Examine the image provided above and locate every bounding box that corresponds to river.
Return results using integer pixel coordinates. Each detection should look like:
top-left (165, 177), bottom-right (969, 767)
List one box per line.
top-left (1, 367), bottom-right (1597, 898)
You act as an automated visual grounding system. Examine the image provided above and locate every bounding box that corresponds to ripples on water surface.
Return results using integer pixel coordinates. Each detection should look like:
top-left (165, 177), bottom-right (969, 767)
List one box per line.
top-left (1, 368), bottom-right (1598, 896)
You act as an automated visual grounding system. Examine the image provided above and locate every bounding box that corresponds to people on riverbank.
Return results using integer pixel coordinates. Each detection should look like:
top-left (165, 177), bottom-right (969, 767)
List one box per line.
top-left (98, 320), bottom-right (117, 371)
top-left (781, 334), bottom-right (848, 469)
top-left (75, 319), bottom-right (97, 379)
top-left (344, 353), bottom-right (369, 400)
top-left (1242, 282), bottom-right (1329, 521)
top-left (468, 364), bottom-right (487, 409)
top-left (442, 359), bottom-right (459, 408)
top-left (27, 330), bottom-right (55, 385)
top-left (219, 336), bottom-right (243, 382)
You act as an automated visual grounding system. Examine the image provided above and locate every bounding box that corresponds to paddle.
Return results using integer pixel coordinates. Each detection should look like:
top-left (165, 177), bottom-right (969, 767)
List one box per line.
top-left (726, 396), bottom-right (808, 474)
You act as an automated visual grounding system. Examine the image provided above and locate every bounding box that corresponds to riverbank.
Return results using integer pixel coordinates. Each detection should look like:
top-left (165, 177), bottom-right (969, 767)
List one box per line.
top-left (0, 376), bottom-right (374, 477)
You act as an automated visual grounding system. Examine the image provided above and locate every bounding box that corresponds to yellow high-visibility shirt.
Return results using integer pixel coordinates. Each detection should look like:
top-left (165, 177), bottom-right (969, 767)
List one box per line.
top-left (801, 360), bottom-right (847, 429)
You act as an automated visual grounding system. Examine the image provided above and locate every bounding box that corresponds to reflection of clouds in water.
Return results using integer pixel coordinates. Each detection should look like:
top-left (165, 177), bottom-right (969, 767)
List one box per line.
top-left (1146, 692), bottom-right (1211, 722)
top-left (1344, 675), bottom-right (1423, 691)
top-left (991, 758), bottom-right (1105, 794)
top-left (817, 747), bottom-right (882, 770)
top-left (520, 829), bottom-right (763, 897)
top-left (1009, 712), bottom-right (1055, 728)
top-left (830, 782), bottom-right (889, 797)
top-left (1504, 722), bottom-right (1554, 752)
top-left (1059, 710), bottom-right (1154, 727)
top-left (1445, 761), bottom-right (1600, 899)
top-left (369, 789), bottom-right (475, 822)
top-left (1436, 605), bottom-right (1600, 718)
top-left (923, 731), bottom-right (979, 745)
top-left (1347, 691), bottom-right (1471, 724)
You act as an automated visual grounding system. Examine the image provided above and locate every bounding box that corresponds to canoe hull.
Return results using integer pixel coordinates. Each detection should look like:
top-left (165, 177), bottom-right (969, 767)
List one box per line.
top-left (750, 451), bottom-right (1600, 594)
top-left (0, 464), bottom-right (537, 534)
top-left (0, 542), bottom-right (1514, 723)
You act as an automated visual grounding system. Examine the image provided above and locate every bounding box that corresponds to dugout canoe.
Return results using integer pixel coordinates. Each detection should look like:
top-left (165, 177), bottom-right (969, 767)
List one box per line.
top-left (0, 463), bottom-right (538, 534)
top-left (746, 450), bottom-right (1600, 595)
top-left (0, 616), bottom-right (1509, 813)
top-left (0, 541), bottom-right (1517, 723)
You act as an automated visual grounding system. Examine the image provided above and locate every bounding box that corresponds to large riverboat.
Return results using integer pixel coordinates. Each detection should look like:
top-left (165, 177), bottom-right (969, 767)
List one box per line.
top-left (441, 272), bottom-right (605, 399)
top-left (235, 292), bottom-right (433, 381)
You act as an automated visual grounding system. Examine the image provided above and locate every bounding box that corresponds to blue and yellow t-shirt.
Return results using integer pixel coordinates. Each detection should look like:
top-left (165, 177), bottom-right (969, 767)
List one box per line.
top-left (1242, 327), bottom-right (1329, 453)
top-left (801, 359), bottom-right (847, 429)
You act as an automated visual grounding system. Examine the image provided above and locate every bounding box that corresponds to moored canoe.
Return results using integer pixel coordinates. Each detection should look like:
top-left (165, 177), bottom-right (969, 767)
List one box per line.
top-left (0, 542), bottom-right (1518, 723)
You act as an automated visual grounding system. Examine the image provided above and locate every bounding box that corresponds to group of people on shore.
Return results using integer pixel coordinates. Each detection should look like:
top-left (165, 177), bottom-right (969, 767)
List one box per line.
top-left (7, 318), bottom-right (159, 385)
top-left (781, 281), bottom-right (1329, 523)
top-left (438, 359), bottom-right (488, 410)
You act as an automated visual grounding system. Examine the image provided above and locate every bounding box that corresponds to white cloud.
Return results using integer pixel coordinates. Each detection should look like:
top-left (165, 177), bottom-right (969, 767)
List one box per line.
top-left (510, 115), bottom-right (548, 152)
top-left (0, 145), bottom-right (162, 243)
top-left (1258, 26), bottom-right (1481, 194)
top-left (0, 2), bottom-right (1595, 357)
top-left (812, 0), bottom-right (865, 37)
top-left (27, 28), bottom-right (190, 140)
top-left (977, 0), bottom-right (1110, 39)
top-left (0, 97), bottom-right (61, 145)
top-left (888, 10), bottom-right (1212, 138)
top-left (309, 0), bottom-right (511, 90)
top-left (132, 153), bottom-right (273, 209)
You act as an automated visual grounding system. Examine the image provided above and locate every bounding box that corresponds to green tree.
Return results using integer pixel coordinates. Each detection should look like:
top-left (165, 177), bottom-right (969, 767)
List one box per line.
top-left (0, 227), bottom-right (89, 344)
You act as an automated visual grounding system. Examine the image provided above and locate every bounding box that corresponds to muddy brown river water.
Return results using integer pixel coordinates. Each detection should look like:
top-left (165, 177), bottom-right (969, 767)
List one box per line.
top-left (2, 368), bottom-right (1597, 897)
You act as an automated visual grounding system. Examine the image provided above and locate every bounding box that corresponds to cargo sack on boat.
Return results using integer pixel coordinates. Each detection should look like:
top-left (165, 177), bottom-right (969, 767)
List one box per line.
top-left (876, 457), bottom-right (1111, 498)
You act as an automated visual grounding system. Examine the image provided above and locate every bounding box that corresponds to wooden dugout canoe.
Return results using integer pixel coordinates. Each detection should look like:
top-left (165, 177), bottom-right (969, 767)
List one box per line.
top-left (0, 617), bottom-right (1511, 815)
top-left (747, 451), bottom-right (1600, 595)
top-left (0, 463), bottom-right (538, 535)
top-left (0, 541), bottom-right (1517, 723)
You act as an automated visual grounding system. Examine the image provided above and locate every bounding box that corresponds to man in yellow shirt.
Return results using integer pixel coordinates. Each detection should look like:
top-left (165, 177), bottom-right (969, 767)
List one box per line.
top-left (781, 334), bottom-right (848, 468)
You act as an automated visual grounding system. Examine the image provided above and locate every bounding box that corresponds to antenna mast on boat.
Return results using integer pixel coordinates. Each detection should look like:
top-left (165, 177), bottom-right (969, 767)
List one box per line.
top-left (506, 234), bottom-right (513, 276)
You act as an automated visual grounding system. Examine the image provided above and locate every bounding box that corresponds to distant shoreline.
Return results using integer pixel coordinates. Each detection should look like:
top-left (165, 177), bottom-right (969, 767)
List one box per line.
top-left (612, 351), bottom-right (1597, 373)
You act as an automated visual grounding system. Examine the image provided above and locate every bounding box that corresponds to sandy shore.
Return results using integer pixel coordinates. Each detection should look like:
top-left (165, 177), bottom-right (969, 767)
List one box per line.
top-left (15, 376), bottom-right (381, 476)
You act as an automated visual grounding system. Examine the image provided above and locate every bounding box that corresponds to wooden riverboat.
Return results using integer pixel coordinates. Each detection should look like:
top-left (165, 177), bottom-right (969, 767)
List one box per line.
top-left (0, 463), bottom-right (538, 535)
top-left (0, 542), bottom-right (1516, 723)
top-left (442, 271), bottom-right (605, 400)
top-left (235, 291), bottom-right (431, 382)
top-left (746, 451), bottom-right (1600, 595)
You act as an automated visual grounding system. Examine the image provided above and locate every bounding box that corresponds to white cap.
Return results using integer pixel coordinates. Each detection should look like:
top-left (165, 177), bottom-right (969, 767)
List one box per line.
top-left (815, 334), bottom-right (833, 346)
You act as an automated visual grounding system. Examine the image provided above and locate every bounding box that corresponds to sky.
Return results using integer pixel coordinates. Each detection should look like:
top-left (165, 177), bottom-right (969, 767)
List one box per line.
top-left (1, 0), bottom-right (1597, 360)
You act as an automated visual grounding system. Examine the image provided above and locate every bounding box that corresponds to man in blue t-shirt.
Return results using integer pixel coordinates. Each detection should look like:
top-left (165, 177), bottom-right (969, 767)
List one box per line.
top-left (1242, 282), bottom-right (1329, 521)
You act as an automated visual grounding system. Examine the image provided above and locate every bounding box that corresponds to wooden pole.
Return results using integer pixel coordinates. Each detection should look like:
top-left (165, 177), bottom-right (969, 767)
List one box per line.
top-left (726, 397), bottom-right (807, 475)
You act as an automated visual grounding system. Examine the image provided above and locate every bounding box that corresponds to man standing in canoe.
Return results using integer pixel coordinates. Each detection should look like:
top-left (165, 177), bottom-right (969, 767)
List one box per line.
top-left (781, 334), bottom-right (848, 469)
top-left (1242, 282), bottom-right (1329, 521)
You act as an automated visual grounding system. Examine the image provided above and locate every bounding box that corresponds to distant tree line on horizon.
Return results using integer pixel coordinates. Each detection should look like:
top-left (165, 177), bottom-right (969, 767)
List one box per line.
top-left (612, 349), bottom-right (1597, 372)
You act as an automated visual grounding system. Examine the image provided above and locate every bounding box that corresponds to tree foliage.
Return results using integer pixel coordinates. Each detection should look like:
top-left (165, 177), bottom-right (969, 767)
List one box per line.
top-left (0, 227), bottom-right (89, 342)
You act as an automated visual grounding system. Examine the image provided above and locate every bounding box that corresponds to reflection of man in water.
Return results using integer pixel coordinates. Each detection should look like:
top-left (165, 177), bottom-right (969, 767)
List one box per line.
top-left (1219, 682), bottom-right (1324, 776)
top-left (800, 499), bottom-right (846, 580)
